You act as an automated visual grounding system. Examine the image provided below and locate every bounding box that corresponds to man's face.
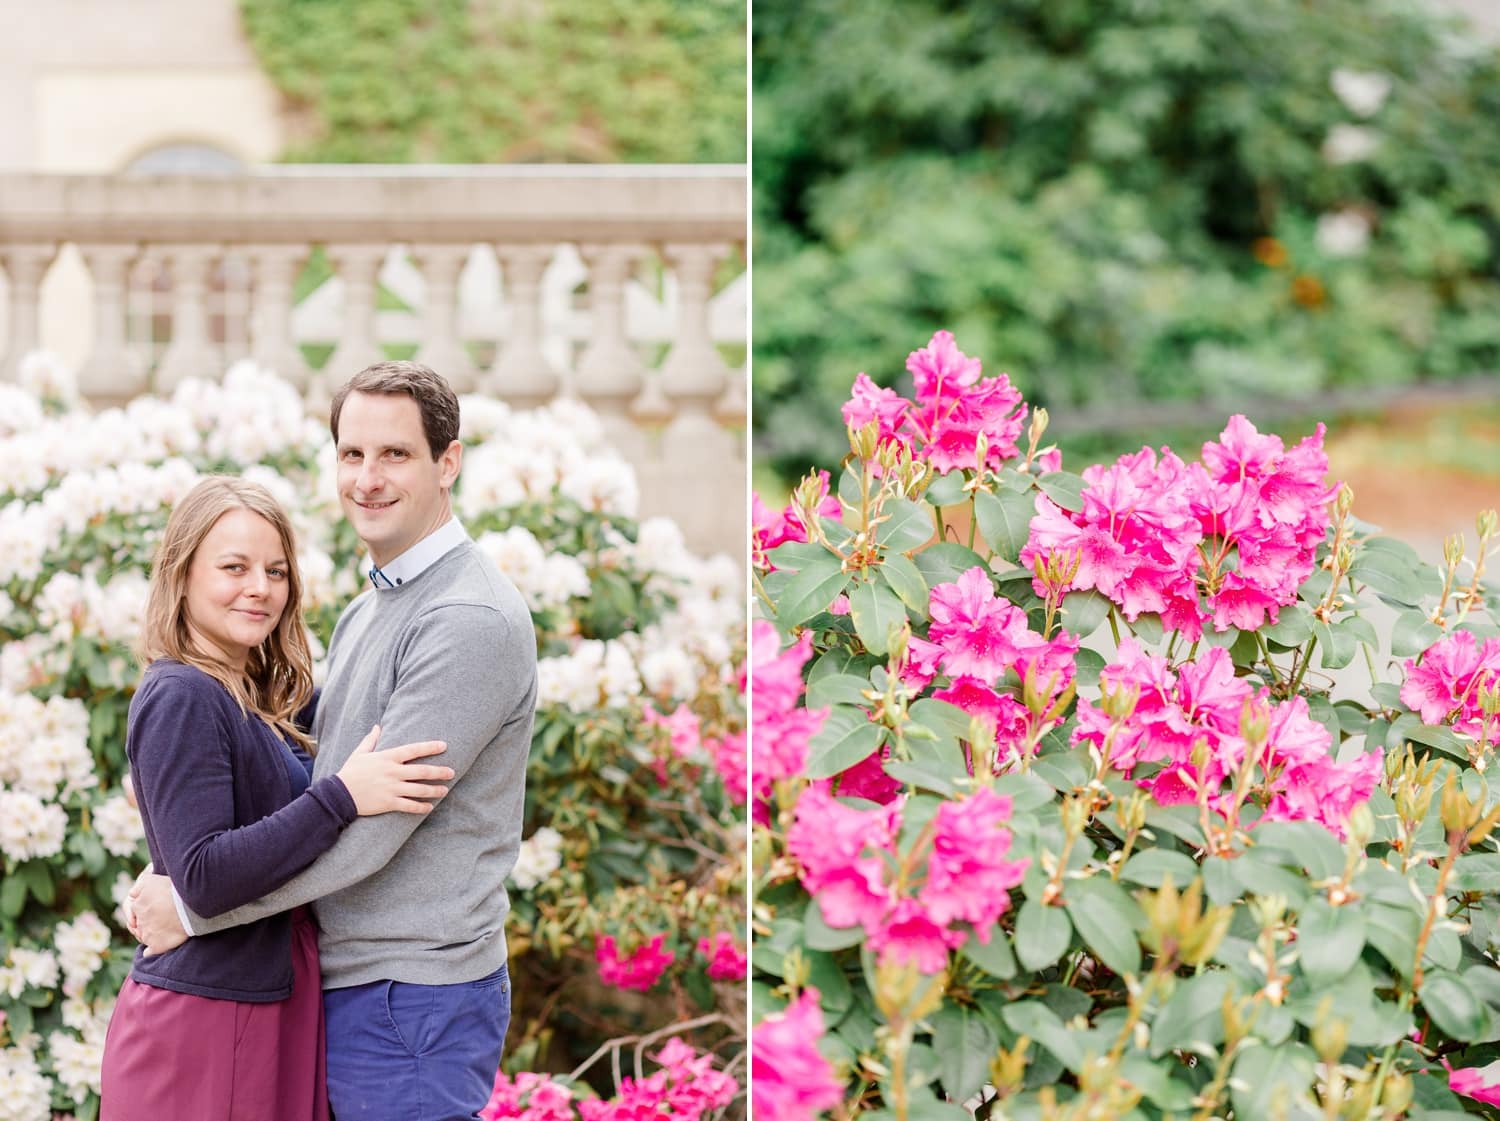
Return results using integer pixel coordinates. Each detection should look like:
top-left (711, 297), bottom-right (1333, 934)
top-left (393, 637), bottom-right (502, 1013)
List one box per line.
top-left (335, 391), bottom-right (461, 567)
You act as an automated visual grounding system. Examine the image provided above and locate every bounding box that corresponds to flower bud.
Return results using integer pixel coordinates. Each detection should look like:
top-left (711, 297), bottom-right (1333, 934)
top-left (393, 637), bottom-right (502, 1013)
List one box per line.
top-left (1335, 483), bottom-right (1354, 519)
top-left (1381, 1071), bottom-right (1414, 1114)
top-left (1444, 533), bottom-right (1466, 569)
top-left (1310, 999), bottom-right (1348, 1062)
top-left (1479, 509), bottom-right (1498, 543)
top-left (989, 1037), bottom-right (1030, 1097)
top-left (849, 421), bottom-right (880, 461)
top-left (1344, 803), bottom-right (1374, 850)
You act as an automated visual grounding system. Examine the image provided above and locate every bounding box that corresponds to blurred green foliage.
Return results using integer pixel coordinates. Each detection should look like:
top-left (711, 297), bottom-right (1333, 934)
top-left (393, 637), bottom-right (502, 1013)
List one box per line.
top-left (753, 0), bottom-right (1500, 482)
top-left (240, 0), bottom-right (746, 163)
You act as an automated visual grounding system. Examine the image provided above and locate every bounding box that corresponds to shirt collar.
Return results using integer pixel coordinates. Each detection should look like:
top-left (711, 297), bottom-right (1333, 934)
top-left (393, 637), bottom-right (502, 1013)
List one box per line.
top-left (367, 518), bottom-right (469, 590)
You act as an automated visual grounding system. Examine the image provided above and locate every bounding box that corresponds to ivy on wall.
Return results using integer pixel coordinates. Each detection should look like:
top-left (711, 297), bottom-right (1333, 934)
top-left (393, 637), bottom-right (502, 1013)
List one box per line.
top-left (239, 0), bottom-right (746, 163)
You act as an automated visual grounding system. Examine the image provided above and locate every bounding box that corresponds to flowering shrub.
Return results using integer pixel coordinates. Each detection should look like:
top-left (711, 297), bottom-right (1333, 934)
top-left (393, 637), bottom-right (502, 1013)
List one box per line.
top-left (0, 354), bottom-right (745, 1120)
top-left (752, 332), bottom-right (1500, 1120)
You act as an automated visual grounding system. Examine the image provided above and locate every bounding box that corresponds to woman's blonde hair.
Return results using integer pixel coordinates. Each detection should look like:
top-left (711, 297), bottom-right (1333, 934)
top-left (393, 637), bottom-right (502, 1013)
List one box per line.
top-left (139, 476), bottom-right (315, 750)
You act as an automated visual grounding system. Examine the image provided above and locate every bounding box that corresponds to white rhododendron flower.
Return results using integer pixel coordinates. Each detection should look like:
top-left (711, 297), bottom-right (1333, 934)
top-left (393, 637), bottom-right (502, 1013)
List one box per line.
top-left (0, 949), bottom-right (59, 1001)
top-left (1316, 210), bottom-right (1372, 258)
top-left (1330, 68), bottom-right (1392, 118)
top-left (510, 826), bottom-right (564, 891)
top-left (0, 1043), bottom-right (52, 1121)
top-left (0, 792), bottom-right (68, 862)
top-left (53, 913), bottom-right (111, 987)
top-left (559, 458), bottom-right (639, 517)
top-left (47, 1023), bottom-right (105, 1103)
top-left (1322, 123), bottom-right (1380, 165)
top-left (93, 796), bottom-right (146, 859)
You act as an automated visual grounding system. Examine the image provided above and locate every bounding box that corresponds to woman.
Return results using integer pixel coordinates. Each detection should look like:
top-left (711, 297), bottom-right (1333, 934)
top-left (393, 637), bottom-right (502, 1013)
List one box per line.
top-left (100, 477), bottom-right (455, 1121)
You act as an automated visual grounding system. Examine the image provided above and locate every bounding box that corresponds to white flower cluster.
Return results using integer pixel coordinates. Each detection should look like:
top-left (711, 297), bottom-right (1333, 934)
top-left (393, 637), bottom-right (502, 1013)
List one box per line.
top-left (457, 398), bottom-right (639, 519)
top-left (0, 949), bottom-right (58, 1001)
top-left (509, 826), bottom-right (564, 891)
top-left (0, 692), bottom-right (95, 803)
top-left (93, 796), bottom-right (146, 859)
top-left (538, 639), bottom-right (643, 713)
top-left (0, 792), bottom-right (68, 863)
top-left (0, 1044), bottom-right (52, 1121)
top-left (171, 362), bottom-right (322, 466)
top-left (48, 1022), bottom-right (106, 1105)
top-left (53, 912), bottom-right (111, 991)
top-left (476, 527), bottom-right (591, 611)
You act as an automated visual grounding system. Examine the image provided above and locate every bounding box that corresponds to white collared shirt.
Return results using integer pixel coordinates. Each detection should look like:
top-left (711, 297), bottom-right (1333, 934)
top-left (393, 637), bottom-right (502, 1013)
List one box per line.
top-left (367, 517), bottom-right (470, 590)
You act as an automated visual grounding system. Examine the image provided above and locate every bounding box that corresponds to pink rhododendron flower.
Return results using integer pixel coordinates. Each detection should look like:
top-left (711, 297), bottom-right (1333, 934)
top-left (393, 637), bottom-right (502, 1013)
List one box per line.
top-left (707, 730), bottom-right (747, 804)
top-left (698, 931), bottom-right (747, 981)
top-left (1074, 641), bottom-right (1380, 835)
top-left (595, 934), bottom-right (675, 992)
top-left (1023, 417), bottom-right (1337, 638)
top-left (824, 744), bottom-right (903, 804)
top-left (1401, 630), bottom-right (1500, 738)
top-left (750, 621), bottom-right (828, 825)
top-left (642, 703), bottom-right (700, 758)
top-left (752, 470), bottom-right (841, 570)
top-left (788, 785), bottom-right (1027, 973)
top-left (838, 331), bottom-right (1026, 475)
top-left (482, 1072), bottom-right (577, 1121)
top-left (752, 989), bottom-right (844, 1121)
top-left (1449, 1060), bottom-right (1500, 1107)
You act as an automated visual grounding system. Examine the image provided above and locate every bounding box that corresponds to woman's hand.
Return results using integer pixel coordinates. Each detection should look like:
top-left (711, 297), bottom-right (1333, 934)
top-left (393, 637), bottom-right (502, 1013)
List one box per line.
top-left (335, 725), bottom-right (454, 816)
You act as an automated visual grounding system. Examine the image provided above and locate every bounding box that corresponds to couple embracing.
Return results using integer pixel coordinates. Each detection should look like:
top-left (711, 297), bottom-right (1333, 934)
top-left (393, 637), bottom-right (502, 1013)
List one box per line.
top-left (99, 362), bottom-right (539, 1121)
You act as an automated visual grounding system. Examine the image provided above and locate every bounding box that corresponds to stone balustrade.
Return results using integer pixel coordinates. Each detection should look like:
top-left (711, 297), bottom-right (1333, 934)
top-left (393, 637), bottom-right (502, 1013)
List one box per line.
top-left (0, 166), bottom-right (747, 559)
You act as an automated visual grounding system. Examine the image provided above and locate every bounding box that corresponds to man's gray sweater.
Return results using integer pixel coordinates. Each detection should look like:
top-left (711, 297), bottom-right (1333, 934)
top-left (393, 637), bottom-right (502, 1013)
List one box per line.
top-left (183, 540), bottom-right (537, 989)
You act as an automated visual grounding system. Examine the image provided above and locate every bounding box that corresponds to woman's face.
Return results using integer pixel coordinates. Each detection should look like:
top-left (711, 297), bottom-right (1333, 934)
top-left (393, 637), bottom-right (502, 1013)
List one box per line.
top-left (183, 508), bottom-right (291, 669)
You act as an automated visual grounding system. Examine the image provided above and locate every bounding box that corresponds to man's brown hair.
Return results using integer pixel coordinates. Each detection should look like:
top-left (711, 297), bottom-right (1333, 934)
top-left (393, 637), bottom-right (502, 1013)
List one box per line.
top-left (329, 361), bottom-right (461, 459)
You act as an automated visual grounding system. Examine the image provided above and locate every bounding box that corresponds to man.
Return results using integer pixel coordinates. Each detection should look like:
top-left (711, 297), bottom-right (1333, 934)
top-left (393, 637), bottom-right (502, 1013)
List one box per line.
top-left (128, 361), bottom-right (538, 1121)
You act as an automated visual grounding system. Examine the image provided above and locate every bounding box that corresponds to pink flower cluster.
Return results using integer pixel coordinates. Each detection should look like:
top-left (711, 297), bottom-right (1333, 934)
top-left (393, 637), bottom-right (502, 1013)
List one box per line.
top-left (1021, 417), bottom-right (1338, 637)
top-left (697, 931), bottom-right (747, 981)
top-left (707, 730), bottom-right (747, 805)
top-left (1073, 641), bottom-right (1382, 834)
top-left (484, 1039), bottom-right (736, 1121)
top-left (903, 566), bottom-right (1078, 762)
top-left (1401, 630), bottom-right (1500, 740)
top-left (640, 704), bottom-right (747, 806)
top-left (787, 785), bottom-right (1028, 973)
top-left (752, 989), bottom-right (844, 1121)
top-left (752, 469), bottom-right (841, 569)
top-left (841, 331), bottom-right (1030, 474)
top-left (595, 934), bottom-right (675, 992)
top-left (750, 621), bottom-right (828, 825)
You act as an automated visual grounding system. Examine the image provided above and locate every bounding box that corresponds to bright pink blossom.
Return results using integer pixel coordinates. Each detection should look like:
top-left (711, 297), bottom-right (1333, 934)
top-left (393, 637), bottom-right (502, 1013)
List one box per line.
top-left (698, 931), bottom-right (747, 981)
top-left (482, 1071), bottom-right (576, 1121)
top-left (752, 989), bottom-right (844, 1121)
top-left (838, 331), bottom-right (1026, 476)
top-left (753, 470), bottom-right (841, 570)
top-left (1449, 1061), bottom-right (1500, 1107)
top-left (750, 621), bottom-right (828, 825)
top-left (706, 730), bottom-right (747, 804)
top-left (788, 785), bottom-right (1027, 973)
top-left (642, 703), bottom-right (700, 758)
top-left (1401, 630), bottom-right (1500, 738)
top-left (595, 934), bottom-right (675, 992)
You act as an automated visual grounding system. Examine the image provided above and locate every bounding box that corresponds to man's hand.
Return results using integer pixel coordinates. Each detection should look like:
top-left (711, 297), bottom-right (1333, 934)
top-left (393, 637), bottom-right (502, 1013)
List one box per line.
top-left (126, 872), bottom-right (189, 957)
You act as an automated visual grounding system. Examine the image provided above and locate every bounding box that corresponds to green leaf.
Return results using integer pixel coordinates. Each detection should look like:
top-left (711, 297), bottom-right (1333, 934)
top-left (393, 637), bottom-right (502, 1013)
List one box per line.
top-left (805, 707), bottom-right (884, 779)
top-left (879, 551), bottom-right (930, 612)
top-left (1232, 848), bottom-right (1309, 905)
top-left (776, 550), bottom-right (852, 626)
top-left (1118, 1056), bottom-right (1196, 1111)
top-left (1453, 852), bottom-right (1500, 893)
top-left (912, 542), bottom-right (989, 589)
top-left (930, 1003), bottom-right (998, 1103)
top-left (1422, 971), bottom-right (1489, 1039)
top-left (1060, 590), bottom-right (1110, 638)
top-left (805, 950), bottom-right (854, 1018)
top-left (806, 901), bottom-right (865, 952)
top-left (1037, 471), bottom-right (1086, 513)
top-left (1393, 609), bottom-right (1444, 658)
top-left (1014, 897), bottom-right (1073, 972)
top-left (1119, 849), bottom-right (1200, 890)
top-left (1297, 899), bottom-right (1365, 983)
top-left (884, 760), bottom-right (959, 797)
top-left (806, 673), bottom-right (873, 710)
top-left (1261, 605), bottom-right (1312, 647)
top-left (1311, 619), bottom-right (1358, 670)
top-left (1350, 547), bottom-right (1424, 607)
top-left (1364, 900), bottom-right (1422, 979)
top-left (1002, 1001), bottom-right (1084, 1072)
top-left (1074, 647), bottom-right (1106, 686)
top-left (1230, 1043), bottom-right (1318, 1121)
top-left (924, 471), bottom-right (968, 507)
top-left (1387, 714), bottom-right (1469, 761)
top-left (0, 873), bottom-right (24, 918)
top-left (849, 580), bottom-right (907, 656)
top-left (1202, 855), bottom-right (1239, 906)
top-left (878, 497), bottom-right (936, 554)
top-left (1252, 820), bottom-right (1345, 881)
top-left (973, 487), bottom-right (1037, 565)
top-left (959, 927), bottom-right (1017, 980)
top-left (1150, 970), bottom-right (1233, 1057)
top-left (1064, 877), bottom-right (1142, 976)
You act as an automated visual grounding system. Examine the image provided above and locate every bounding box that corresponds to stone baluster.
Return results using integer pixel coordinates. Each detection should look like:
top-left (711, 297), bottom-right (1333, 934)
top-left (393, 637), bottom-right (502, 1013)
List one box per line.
top-left (318, 244), bottom-right (389, 405)
top-left (658, 243), bottom-right (733, 437)
top-left (411, 244), bottom-right (478, 392)
top-left (486, 243), bottom-right (559, 407)
top-left (0, 243), bottom-right (59, 383)
top-left (154, 244), bottom-right (222, 392)
top-left (75, 243), bottom-right (145, 402)
top-left (248, 244), bottom-right (309, 389)
top-left (575, 242), bottom-right (649, 459)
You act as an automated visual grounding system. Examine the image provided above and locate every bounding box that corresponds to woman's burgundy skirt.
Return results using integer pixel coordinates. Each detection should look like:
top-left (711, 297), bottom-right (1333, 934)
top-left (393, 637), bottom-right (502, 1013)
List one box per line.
top-left (100, 907), bottom-right (329, 1121)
